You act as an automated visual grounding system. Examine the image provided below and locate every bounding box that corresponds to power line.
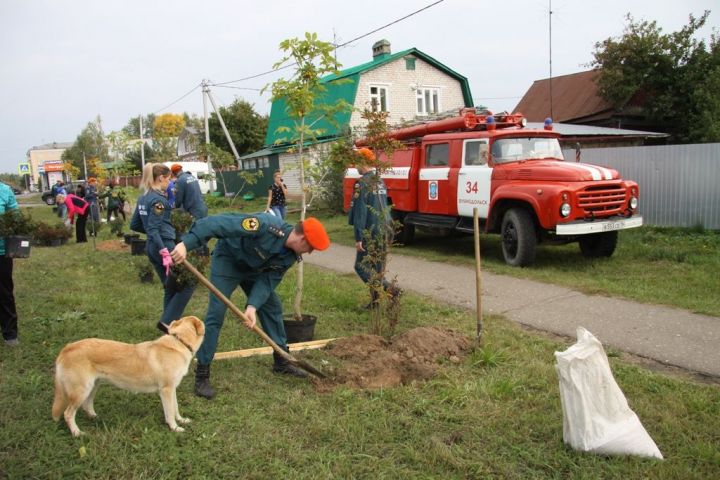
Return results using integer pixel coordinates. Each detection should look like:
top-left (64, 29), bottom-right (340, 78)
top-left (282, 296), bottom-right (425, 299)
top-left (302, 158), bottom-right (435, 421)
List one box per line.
top-left (152, 83), bottom-right (201, 114)
top-left (214, 0), bottom-right (446, 87)
top-left (336, 0), bottom-right (445, 48)
top-left (211, 64), bottom-right (295, 87)
top-left (211, 84), bottom-right (263, 92)
top-left (151, 1), bottom-right (446, 113)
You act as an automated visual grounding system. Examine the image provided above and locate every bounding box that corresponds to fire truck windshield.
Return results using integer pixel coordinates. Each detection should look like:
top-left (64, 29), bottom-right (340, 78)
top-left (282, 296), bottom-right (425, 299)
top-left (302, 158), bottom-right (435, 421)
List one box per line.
top-left (491, 137), bottom-right (564, 164)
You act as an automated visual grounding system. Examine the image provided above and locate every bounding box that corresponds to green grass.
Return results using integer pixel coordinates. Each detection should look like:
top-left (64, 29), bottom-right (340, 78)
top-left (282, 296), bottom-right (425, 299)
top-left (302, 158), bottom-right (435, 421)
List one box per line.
top-left (315, 213), bottom-right (720, 317)
top-left (1, 202), bottom-right (719, 478)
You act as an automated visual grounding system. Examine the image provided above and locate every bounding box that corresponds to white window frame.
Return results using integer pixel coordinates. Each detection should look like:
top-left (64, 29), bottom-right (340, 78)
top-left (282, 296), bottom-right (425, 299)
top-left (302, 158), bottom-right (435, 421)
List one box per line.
top-left (369, 84), bottom-right (390, 112)
top-left (415, 86), bottom-right (441, 116)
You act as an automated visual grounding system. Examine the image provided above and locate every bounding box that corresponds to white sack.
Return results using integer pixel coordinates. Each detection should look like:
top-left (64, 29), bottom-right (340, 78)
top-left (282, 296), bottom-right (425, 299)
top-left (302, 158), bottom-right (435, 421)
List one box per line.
top-left (554, 327), bottom-right (663, 459)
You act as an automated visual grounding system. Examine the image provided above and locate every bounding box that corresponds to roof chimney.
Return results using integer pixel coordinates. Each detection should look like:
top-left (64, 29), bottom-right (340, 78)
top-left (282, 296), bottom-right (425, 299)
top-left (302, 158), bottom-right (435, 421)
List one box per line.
top-left (372, 40), bottom-right (391, 59)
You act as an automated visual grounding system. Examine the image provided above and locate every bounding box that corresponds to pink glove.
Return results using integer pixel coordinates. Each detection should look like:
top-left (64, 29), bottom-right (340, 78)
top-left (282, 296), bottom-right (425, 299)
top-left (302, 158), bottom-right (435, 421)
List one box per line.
top-left (159, 248), bottom-right (173, 276)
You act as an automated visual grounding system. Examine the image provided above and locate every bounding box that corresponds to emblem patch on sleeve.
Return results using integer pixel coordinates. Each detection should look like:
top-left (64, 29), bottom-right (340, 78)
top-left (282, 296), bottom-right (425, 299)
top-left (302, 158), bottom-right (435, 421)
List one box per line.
top-left (153, 203), bottom-right (165, 215)
top-left (241, 217), bottom-right (260, 231)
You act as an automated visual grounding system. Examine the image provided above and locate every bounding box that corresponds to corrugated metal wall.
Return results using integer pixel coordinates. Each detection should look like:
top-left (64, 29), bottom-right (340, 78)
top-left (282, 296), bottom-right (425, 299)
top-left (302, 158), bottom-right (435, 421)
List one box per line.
top-left (562, 143), bottom-right (720, 229)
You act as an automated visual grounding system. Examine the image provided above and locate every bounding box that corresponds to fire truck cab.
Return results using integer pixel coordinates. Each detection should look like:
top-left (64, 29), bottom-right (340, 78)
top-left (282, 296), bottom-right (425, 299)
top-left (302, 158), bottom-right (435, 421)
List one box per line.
top-left (344, 110), bottom-right (642, 267)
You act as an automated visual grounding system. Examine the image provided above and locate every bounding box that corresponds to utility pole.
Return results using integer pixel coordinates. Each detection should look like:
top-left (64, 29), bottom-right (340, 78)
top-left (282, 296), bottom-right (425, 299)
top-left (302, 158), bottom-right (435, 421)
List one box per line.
top-left (139, 115), bottom-right (146, 169)
top-left (83, 152), bottom-right (87, 180)
top-left (202, 80), bottom-right (212, 189)
top-left (204, 83), bottom-right (240, 162)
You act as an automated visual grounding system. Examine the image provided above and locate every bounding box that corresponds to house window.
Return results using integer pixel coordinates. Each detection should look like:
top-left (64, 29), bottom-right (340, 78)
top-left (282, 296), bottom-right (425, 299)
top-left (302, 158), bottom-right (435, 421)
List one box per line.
top-left (369, 85), bottom-right (388, 112)
top-left (426, 143), bottom-right (449, 167)
top-left (243, 159), bottom-right (258, 169)
top-left (416, 87), bottom-right (440, 116)
top-left (405, 57), bottom-right (416, 70)
top-left (258, 157), bottom-right (269, 168)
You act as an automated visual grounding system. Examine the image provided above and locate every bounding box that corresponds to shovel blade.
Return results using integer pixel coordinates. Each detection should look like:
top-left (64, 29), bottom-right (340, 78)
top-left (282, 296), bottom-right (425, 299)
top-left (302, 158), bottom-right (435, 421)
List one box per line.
top-left (290, 357), bottom-right (326, 378)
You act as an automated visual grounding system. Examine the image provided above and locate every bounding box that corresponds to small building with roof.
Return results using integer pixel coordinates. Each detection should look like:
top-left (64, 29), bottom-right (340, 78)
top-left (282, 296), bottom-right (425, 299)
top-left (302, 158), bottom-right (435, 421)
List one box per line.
top-left (514, 69), bottom-right (667, 137)
top-left (239, 40), bottom-right (474, 196)
top-left (26, 142), bottom-right (74, 192)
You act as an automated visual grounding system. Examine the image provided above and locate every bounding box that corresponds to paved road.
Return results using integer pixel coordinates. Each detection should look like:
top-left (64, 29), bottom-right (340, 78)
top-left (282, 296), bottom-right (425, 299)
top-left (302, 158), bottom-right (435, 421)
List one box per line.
top-left (306, 244), bottom-right (720, 378)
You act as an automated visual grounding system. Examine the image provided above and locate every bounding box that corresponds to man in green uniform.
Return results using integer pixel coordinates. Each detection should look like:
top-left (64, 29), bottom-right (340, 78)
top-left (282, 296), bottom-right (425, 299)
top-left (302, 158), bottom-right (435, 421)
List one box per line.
top-left (170, 213), bottom-right (330, 399)
top-left (348, 148), bottom-right (400, 309)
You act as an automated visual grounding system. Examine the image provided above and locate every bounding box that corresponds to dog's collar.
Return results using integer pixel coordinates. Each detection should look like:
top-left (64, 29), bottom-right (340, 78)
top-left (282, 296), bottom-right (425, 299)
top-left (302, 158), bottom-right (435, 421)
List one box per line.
top-left (171, 333), bottom-right (195, 354)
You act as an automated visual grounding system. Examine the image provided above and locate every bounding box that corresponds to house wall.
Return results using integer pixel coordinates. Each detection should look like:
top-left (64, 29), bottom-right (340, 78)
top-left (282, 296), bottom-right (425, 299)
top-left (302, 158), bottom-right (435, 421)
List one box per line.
top-left (350, 56), bottom-right (467, 130)
top-left (562, 143), bottom-right (720, 229)
top-left (277, 143), bottom-right (332, 198)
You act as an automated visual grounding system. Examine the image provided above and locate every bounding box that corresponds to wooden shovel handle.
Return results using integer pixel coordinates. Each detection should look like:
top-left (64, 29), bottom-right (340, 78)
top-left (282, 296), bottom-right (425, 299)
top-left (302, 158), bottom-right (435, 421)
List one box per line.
top-left (180, 259), bottom-right (293, 362)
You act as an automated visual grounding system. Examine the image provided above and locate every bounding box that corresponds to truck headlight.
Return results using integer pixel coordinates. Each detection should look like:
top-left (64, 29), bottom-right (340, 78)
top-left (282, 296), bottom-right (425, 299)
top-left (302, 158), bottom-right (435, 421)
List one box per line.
top-left (560, 203), bottom-right (571, 217)
top-left (629, 197), bottom-right (638, 210)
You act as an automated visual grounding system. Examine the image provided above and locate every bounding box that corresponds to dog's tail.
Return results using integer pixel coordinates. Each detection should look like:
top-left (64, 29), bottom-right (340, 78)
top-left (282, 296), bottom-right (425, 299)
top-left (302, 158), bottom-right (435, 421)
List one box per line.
top-left (51, 362), bottom-right (65, 421)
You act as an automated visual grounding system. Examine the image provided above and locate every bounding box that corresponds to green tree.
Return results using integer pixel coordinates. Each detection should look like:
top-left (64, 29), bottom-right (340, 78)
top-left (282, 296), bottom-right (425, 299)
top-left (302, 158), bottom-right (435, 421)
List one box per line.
top-left (266, 32), bottom-right (349, 319)
top-left (208, 99), bottom-right (268, 157)
top-left (62, 116), bottom-right (109, 176)
top-left (591, 10), bottom-right (719, 142)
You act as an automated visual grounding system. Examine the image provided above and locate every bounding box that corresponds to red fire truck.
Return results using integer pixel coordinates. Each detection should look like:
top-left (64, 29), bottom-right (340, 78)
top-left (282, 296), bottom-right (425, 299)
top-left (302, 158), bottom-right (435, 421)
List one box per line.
top-left (343, 109), bottom-right (643, 267)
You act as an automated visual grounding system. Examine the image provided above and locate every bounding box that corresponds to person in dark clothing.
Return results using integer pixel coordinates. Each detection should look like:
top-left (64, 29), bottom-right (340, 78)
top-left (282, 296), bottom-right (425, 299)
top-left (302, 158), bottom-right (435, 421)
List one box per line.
top-left (172, 164), bottom-right (208, 219)
top-left (170, 213), bottom-right (330, 399)
top-left (348, 148), bottom-right (401, 309)
top-left (101, 182), bottom-right (126, 222)
top-left (265, 170), bottom-right (288, 219)
top-left (131, 163), bottom-right (195, 333)
top-left (85, 177), bottom-right (100, 227)
top-left (0, 182), bottom-right (20, 346)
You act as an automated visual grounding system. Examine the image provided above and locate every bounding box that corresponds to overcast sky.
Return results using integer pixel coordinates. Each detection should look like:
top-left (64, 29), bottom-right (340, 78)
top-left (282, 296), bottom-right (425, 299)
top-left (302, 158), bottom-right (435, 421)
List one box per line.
top-left (0, 0), bottom-right (716, 174)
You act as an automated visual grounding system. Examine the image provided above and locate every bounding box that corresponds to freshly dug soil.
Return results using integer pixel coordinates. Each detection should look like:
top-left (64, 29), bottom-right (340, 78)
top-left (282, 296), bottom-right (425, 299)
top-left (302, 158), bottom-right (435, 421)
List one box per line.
top-left (313, 326), bottom-right (471, 391)
top-left (96, 239), bottom-right (128, 252)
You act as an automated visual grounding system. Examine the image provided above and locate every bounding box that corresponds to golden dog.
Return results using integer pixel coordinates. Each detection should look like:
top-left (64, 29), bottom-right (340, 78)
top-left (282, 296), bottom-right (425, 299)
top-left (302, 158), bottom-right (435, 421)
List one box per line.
top-left (52, 316), bottom-right (205, 437)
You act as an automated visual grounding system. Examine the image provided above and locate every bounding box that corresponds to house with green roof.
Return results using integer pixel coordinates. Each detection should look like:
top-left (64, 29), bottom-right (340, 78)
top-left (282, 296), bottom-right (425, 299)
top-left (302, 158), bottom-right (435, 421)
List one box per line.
top-left (239, 40), bottom-right (474, 196)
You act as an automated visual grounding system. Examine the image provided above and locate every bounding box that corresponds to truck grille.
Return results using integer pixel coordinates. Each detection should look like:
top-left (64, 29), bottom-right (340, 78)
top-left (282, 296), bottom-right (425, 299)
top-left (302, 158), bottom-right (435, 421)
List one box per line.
top-left (577, 185), bottom-right (626, 214)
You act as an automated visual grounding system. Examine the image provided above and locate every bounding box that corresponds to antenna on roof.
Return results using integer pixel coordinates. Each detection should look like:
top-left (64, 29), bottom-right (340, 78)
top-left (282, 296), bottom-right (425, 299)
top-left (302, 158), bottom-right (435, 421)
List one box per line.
top-left (549, 0), bottom-right (554, 121)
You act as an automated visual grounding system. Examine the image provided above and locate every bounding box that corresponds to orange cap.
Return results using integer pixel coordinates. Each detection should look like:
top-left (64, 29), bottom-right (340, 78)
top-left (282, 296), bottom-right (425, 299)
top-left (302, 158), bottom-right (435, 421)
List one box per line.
top-left (356, 147), bottom-right (376, 161)
top-left (302, 217), bottom-right (330, 251)
top-left (171, 164), bottom-right (183, 174)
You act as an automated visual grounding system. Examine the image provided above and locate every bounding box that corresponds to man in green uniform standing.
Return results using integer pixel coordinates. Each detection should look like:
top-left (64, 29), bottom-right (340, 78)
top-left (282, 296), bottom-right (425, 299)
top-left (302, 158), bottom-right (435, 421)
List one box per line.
top-left (172, 164), bottom-right (208, 219)
top-left (348, 148), bottom-right (401, 309)
top-left (170, 213), bottom-right (330, 399)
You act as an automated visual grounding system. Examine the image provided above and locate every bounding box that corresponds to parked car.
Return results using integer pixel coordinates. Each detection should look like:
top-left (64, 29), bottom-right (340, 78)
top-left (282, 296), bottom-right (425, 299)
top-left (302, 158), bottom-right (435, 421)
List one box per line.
top-left (41, 181), bottom-right (85, 205)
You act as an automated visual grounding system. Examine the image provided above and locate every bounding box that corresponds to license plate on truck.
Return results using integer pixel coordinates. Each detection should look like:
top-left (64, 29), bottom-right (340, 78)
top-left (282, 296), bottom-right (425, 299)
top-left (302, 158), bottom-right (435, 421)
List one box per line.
top-left (556, 216), bottom-right (643, 235)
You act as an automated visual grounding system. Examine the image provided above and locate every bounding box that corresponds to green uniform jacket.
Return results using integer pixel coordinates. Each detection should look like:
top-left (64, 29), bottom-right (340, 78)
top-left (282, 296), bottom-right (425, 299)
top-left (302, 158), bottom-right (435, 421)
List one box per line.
top-left (182, 213), bottom-right (298, 309)
top-left (348, 171), bottom-right (392, 242)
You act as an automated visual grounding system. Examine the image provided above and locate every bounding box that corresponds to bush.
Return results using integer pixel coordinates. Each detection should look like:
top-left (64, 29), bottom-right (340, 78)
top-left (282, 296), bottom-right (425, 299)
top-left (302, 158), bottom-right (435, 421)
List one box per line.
top-left (33, 221), bottom-right (72, 246)
top-left (0, 210), bottom-right (36, 237)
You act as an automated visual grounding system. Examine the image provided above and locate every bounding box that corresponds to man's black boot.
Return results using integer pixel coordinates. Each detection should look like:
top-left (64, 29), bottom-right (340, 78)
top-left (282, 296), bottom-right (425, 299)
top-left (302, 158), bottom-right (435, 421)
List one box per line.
top-left (195, 363), bottom-right (216, 399)
top-left (272, 350), bottom-right (308, 378)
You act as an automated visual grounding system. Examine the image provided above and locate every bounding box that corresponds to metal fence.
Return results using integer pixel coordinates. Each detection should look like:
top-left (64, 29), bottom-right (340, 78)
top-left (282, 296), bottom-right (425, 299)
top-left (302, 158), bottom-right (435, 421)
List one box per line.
top-left (562, 143), bottom-right (720, 230)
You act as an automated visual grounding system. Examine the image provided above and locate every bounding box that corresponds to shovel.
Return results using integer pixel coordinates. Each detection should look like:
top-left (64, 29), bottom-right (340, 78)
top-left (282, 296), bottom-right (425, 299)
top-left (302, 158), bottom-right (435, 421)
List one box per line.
top-left (180, 259), bottom-right (326, 378)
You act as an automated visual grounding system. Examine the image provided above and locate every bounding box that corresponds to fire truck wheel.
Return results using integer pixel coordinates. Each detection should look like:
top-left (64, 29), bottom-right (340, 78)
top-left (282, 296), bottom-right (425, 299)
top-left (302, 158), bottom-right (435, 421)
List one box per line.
top-left (501, 208), bottom-right (537, 267)
top-left (578, 231), bottom-right (618, 258)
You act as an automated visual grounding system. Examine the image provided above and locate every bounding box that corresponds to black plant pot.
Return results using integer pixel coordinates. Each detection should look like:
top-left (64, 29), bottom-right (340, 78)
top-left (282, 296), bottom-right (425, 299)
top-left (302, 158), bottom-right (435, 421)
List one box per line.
top-left (283, 314), bottom-right (317, 344)
top-left (130, 238), bottom-right (146, 255)
top-left (124, 233), bottom-right (140, 245)
top-left (3, 235), bottom-right (31, 258)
